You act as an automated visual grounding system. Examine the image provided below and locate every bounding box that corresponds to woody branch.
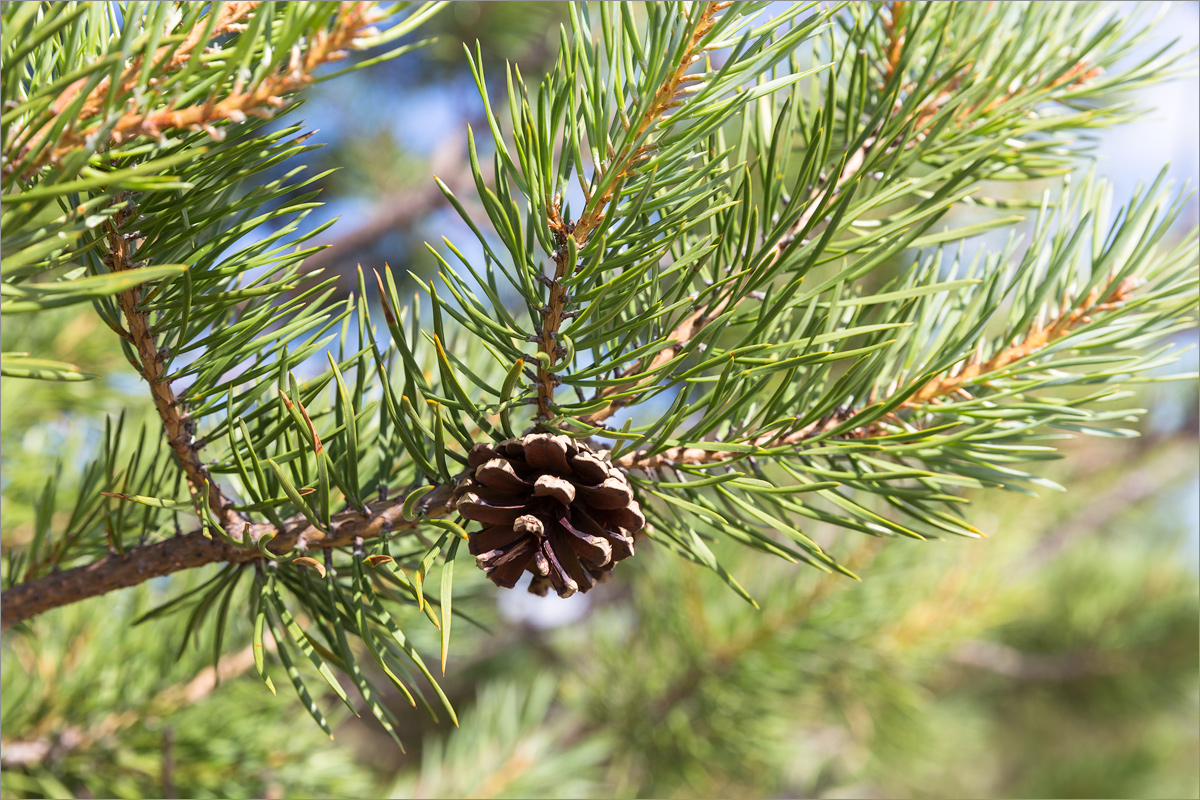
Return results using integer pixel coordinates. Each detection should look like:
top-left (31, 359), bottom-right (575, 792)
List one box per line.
top-left (0, 484), bottom-right (454, 631)
top-left (905, 274), bottom-right (1139, 407)
top-left (99, 202), bottom-right (242, 535)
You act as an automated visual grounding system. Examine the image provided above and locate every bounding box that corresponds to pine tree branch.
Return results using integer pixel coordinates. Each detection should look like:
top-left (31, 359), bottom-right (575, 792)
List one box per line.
top-left (5, 1), bottom-right (263, 178)
top-left (0, 484), bottom-right (454, 630)
top-left (906, 273), bottom-right (1139, 407)
top-left (575, 32), bottom-right (1104, 428)
top-left (71, 3), bottom-right (263, 124)
top-left (107, 2), bottom-right (378, 141)
top-left (535, 1), bottom-right (730, 421)
top-left (6, 2), bottom-right (381, 176)
top-left (615, 271), bottom-right (1143, 470)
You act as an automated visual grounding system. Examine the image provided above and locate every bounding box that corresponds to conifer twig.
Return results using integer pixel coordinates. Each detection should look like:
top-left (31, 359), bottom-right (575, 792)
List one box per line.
top-left (881, 1), bottom-right (907, 86)
top-left (616, 273), bottom-right (1142, 469)
top-left (60, 3), bottom-right (262, 125)
top-left (535, 1), bottom-right (730, 421)
top-left (4, 2), bottom-right (263, 177)
top-left (906, 274), bottom-right (1138, 406)
top-left (575, 138), bottom-right (873, 427)
top-left (616, 407), bottom-right (860, 471)
top-left (6, 2), bottom-right (382, 175)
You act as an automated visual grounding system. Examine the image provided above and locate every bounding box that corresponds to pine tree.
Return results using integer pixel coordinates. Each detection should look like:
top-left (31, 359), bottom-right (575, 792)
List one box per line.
top-left (2, 1), bottom-right (1197, 792)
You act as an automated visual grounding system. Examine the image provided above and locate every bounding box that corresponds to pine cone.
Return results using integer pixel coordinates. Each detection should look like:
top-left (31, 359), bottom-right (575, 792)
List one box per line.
top-left (453, 433), bottom-right (645, 598)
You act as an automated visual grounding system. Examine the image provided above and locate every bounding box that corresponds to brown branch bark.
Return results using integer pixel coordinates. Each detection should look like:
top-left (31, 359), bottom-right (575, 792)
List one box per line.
top-left (881, 1), bottom-right (907, 86)
top-left (100, 205), bottom-right (241, 537)
top-left (0, 484), bottom-right (453, 631)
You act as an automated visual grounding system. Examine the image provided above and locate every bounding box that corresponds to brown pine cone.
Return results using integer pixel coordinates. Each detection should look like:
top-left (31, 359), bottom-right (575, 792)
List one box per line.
top-left (452, 433), bottom-right (645, 598)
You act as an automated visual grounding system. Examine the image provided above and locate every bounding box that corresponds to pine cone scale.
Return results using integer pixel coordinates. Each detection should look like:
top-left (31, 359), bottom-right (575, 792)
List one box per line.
top-left (522, 435), bottom-right (573, 472)
top-left (558, 513), bottom-right (612, 564)
top-left (586, 505), bottom-right (644, 533)
top-left (542, 535), bottom-right (582, 594)
top-left (456, 492), bottom-right (527, 525)
top-left (567, 452), bottom-right (608, 483)
top-left (578, 477), bottom-right (634, 509)
top-left (470, 524), bottom-right (526, 553)
top-left (533, 474), bottom-right (576, 504)
top-left (481, 542), bottom-right (533, 588)
top-left (475, 459), bottom-right (530, 492)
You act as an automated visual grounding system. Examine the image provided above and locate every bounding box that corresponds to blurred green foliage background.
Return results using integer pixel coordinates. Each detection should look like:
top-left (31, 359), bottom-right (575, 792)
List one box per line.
top-left (2, 3), bottom-right (1197, 798)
